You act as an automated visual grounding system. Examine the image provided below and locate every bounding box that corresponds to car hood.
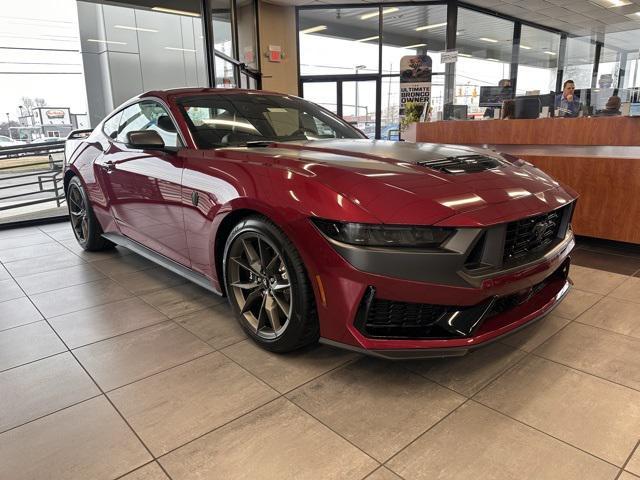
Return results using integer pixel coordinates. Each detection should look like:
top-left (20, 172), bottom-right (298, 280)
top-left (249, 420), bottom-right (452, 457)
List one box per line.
top-left (220, 139), bottom-right (576, 226)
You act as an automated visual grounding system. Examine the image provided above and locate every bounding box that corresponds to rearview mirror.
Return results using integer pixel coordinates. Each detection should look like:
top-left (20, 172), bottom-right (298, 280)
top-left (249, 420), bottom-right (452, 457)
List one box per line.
top-left (126, 130), bottom-right (165, 149)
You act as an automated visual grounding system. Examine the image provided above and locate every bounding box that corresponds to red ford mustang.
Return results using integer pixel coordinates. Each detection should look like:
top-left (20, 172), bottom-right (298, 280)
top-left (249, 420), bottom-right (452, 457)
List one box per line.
top-left (64, 88), bottom-right (577, 359)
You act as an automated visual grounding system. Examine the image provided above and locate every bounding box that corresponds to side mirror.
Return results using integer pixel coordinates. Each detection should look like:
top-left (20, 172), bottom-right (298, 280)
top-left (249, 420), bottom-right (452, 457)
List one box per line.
top-left (126, 130), bottom-right (165, 149)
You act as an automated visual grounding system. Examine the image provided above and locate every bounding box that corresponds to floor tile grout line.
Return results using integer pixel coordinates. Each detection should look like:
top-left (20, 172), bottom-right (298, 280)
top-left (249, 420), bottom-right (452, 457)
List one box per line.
top-left (278, 400), bottom-right (382, 472)
top-left (0, 349), bottom-right (69, 375)
top-left (528, 350), bottom-right (640, 394)
top-left (572, 316), bottom-right (640, 342)
top-left (380, 398), bottom-right (472, 470)
top-left (0, 318), bottom-right (45, 334)
top-left (577, 244), bottom-right (640, 261)
top-left (619, 439), bottom-right (640, 475)
top-left (0, 392), bottom-right (104, 436)
top-left (112, 460), bottom-right (172, 480)
top-left (472, 397), bottom-right (628, 470)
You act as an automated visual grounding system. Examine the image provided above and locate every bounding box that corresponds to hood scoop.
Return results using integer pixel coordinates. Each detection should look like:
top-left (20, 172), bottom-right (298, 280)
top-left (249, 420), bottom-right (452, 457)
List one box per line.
top-left (417, 154), bottom-right (505, 174)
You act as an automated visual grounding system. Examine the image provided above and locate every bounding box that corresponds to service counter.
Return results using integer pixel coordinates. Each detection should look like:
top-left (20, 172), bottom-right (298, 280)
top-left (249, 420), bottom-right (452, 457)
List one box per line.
top-left (405, 117), bottom-right (640, 244)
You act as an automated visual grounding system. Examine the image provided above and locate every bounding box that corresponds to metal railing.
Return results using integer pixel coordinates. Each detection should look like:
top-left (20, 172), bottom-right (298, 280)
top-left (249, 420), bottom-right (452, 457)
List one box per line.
top-left (0, 141), bottom-right (67, 213)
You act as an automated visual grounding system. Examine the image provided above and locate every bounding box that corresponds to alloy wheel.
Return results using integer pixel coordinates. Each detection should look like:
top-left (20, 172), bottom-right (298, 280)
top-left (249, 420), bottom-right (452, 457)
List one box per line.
top-left (228, 233), bottom-right (293, 339)
top-left (68, 184), bottom-right (88, 242)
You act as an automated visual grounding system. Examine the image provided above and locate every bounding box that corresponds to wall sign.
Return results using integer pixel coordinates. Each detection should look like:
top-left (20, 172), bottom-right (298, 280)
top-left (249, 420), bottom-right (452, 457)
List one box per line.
top-left (441, 50), bottom-right (458, 64)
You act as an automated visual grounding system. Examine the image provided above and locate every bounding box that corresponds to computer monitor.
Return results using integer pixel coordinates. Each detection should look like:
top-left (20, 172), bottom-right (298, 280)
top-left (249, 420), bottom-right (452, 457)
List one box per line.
top-left (629, 103), bottom-right (640, 117)
top-left (443, 104), bottom-right (468, 120)
top-left (514, 96), bottom-right (541, 119)
top-left (479, 86), bottom-right (513, 107)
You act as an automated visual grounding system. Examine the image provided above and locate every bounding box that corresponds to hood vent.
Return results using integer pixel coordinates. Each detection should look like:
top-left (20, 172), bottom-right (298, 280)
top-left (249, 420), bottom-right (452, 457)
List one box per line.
top-left (417, 154), bottom-right (504, 174)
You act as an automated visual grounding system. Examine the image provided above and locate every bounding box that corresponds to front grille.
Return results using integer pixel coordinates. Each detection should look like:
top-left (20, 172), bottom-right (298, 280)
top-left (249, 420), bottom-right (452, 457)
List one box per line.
top-left (360, 297), bottom-right (456, 339)
top-left (417, 155), bottom-right (504, 174)
top-left (503, 208), bottom-right (564, 263)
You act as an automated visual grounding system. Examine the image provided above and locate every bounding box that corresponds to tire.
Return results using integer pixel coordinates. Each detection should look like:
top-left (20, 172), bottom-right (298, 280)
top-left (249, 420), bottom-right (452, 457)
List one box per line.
top-left (223, 215), bottom-right (319, 353)
top-left (66, 176), bottom-right (114, 251)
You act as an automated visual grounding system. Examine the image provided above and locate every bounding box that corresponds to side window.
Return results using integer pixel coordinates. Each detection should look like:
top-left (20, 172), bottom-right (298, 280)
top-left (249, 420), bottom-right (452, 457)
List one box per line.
top-left (117, 101), bottom-right (180, 148)
top-left (102, 112), bottom-right (122, 139)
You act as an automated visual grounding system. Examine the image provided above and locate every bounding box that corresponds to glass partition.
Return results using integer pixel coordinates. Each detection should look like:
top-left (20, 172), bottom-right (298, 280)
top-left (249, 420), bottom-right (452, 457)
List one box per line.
top-left (299, 7), bottom-right (380, 75)
top-left (455, 8), bottom-right (514, 118)
top-left (516, 26), bottom-right (560, 96)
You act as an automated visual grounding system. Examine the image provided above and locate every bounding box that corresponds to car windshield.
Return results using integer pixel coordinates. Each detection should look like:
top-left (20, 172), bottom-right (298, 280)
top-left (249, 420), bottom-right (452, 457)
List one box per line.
top-left (178, 93), bottom-right (364, 148)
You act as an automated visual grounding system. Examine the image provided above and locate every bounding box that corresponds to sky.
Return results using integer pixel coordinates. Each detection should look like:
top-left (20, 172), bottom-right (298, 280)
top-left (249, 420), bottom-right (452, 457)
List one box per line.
top-left (0, 0), bottom-right (88, 121)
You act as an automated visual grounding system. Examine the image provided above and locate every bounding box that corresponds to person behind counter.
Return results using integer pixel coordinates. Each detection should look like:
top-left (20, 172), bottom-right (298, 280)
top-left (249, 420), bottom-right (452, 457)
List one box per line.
top-left (501, 99), bottom-right (515, 119)
top-left (555, 80), bottom-right (581, 117)
top-left (483, 79), bottom-right (512, 118)
top-left (596, 96), bottom-right (621, 116)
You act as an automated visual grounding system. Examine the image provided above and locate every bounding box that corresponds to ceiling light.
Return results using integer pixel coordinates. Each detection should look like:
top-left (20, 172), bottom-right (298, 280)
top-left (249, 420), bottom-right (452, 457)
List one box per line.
top-left (605, 0), bottom-right (631, 6)
top-left (357, 35), bottom-right (379, 42)
top-left (87, 39), bottom-right (127, 45)
top-left (404, 43), bottom-right (427, 48)
top-left (165, 46), bottom-right (196, 52)
top-left (480, 37), bottom-right (498, 43)
top-left (300, 25), bottom-right (327, 34)
top-left (487, 58), bottom-right (500, 62)
top-left (114, 25), bottom-right (158, 33)
top-left (458, 53), bottom-right (472, 57)
top-left (360, 7), bottom-right (398, 20)
top-left (520, 45), bottom-right (531, 50)
top-left (151, 7), bottom-right (200, 17)
top-left (544, 51), bottom-right (557, 55)
top-left (415, 22), bottom-right (447, 31)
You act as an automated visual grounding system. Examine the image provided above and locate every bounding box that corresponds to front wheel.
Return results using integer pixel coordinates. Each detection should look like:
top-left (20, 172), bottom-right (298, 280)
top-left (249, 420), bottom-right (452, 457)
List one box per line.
top-left (223, 216), bottom-right (319, 353)
top-left (67, 176), bottom-right (113, 251)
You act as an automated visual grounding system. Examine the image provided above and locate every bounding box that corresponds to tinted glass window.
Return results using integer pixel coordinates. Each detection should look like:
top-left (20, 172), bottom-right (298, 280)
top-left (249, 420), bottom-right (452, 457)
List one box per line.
top-left (117, 101), bottom-right (180, 147)
top-left (179, 94), bottom-right (364, 148)
top-left (102, 112), bottom-right (122, 139)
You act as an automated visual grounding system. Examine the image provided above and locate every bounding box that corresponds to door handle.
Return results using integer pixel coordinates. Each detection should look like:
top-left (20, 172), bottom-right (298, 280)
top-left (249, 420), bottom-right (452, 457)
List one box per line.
top-left (101, 160), bottom-right (116, 173)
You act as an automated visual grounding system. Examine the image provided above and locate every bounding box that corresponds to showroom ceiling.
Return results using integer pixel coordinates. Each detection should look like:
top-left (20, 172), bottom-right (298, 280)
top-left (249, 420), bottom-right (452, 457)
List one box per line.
top-left (292, 0), bottom-right (640, 37)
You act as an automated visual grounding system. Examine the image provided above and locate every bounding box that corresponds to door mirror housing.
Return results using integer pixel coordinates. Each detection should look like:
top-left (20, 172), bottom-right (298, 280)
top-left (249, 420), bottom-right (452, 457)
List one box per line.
top-left (126, 130), bottom-right (165, 149)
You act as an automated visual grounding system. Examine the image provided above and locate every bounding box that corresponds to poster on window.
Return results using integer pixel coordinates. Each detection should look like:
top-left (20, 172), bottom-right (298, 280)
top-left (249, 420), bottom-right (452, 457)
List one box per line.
top-left (399, 55), bottom-right (432, 121)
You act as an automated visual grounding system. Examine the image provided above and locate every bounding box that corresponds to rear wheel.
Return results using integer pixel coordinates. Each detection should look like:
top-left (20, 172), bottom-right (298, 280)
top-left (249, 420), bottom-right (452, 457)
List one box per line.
top-left (67, 176), bottom-right (113, 251)
top-left (224, 216), bottom-right (319, 352)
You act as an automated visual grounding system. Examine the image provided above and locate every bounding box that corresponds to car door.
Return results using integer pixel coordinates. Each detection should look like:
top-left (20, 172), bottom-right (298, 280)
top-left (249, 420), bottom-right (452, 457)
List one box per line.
top-left (96, 100), bottom-right (190, 266)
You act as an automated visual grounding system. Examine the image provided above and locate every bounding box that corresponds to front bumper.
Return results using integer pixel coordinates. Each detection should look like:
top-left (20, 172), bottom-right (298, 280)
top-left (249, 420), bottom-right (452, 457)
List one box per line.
top-left (292, 209), bottom-right (576, 359)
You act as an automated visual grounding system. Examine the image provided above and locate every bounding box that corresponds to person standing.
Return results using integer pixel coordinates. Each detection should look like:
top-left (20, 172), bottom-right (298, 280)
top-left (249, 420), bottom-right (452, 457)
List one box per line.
top-left (555, 80), bottom-right (581, 117)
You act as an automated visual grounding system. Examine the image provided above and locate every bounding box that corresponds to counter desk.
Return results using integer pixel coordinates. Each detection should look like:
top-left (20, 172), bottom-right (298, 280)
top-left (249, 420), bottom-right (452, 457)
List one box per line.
top-left (405, 117), bottom-right (640, 245)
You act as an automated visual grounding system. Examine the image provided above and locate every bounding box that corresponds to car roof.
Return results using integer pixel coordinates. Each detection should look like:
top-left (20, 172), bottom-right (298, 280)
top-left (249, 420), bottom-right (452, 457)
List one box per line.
top-left (138, 88), bottom-right (294, 103)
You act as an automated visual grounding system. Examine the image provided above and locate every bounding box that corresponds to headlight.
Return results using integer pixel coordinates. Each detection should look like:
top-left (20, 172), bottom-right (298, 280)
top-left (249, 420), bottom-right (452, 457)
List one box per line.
top-left (311, 218), bottom-right (453, 248)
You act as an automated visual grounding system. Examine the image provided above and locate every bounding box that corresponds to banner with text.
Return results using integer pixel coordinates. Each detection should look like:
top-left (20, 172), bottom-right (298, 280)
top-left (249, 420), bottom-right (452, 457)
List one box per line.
top-left (399, 55), bottom-right (432, 120)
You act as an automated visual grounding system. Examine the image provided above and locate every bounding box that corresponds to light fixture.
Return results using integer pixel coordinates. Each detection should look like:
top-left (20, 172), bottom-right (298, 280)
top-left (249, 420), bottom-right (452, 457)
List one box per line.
top-left (360, 7), bottom-right (398, 20)
top-left (357, 35), bottom-right (379, 42)
top-left (458, 53), bottom-right (472, 57)
top-left (544, 51), bottom-right (557, 55)
top-left (404, 43), bottom-right (427, 48)
top-left (151, 6), bottom-right (200, 17)
top-left (604, 0), bottom-right (632, 6)
top-left (300, 25), bottom-right (327, 34)
top-left (520, 45), bottom-right (531, 50)
top-left (487, 58), bottom-right (500, 62)
top-left (165, 46), bottom-right (196, 52)
top-left (114, 25), bottom-right (158, 33)
top-left (480, 37), bottom-right (498, 43)
top-left (87, 39), bottom-right (127, 45)
top-left (415, 22), bottom-right (447, 31)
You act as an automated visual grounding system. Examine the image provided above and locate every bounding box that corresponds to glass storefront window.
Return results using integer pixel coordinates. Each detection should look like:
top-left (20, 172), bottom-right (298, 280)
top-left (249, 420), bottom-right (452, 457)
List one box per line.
top-left (455, 8), bottom-right (514, 118)
top-left (342, 80), bottom-right (377, 137)
top-left (516, 26), bottom-right (559, 95)
top-left (212, 0), bottom-right (234, 57)
top-left (215, 55), bottom-right (237, 88)
top-left (381, 5), bottom-right (447, 75)
top-left (302, 82), bottom-right (338, 114)
top-left (299, 7), bottom-right (380, 75)
top-left (236, 0), bottom-right (257, 69)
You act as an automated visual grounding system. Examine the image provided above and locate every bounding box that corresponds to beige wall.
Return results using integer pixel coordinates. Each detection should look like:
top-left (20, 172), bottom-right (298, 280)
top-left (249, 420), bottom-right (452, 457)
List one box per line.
top-left (258, 1), bottom-right (298, 95)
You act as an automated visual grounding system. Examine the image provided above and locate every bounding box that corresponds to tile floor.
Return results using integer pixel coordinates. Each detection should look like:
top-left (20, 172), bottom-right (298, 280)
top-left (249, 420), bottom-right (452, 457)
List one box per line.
top-left (0, 221), bottom-right (639, 480)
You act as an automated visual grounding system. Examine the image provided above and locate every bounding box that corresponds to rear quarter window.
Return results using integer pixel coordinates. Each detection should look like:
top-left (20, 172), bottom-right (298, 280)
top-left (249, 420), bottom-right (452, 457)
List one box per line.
top-left (102, 112), bottom-right (122, 139)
